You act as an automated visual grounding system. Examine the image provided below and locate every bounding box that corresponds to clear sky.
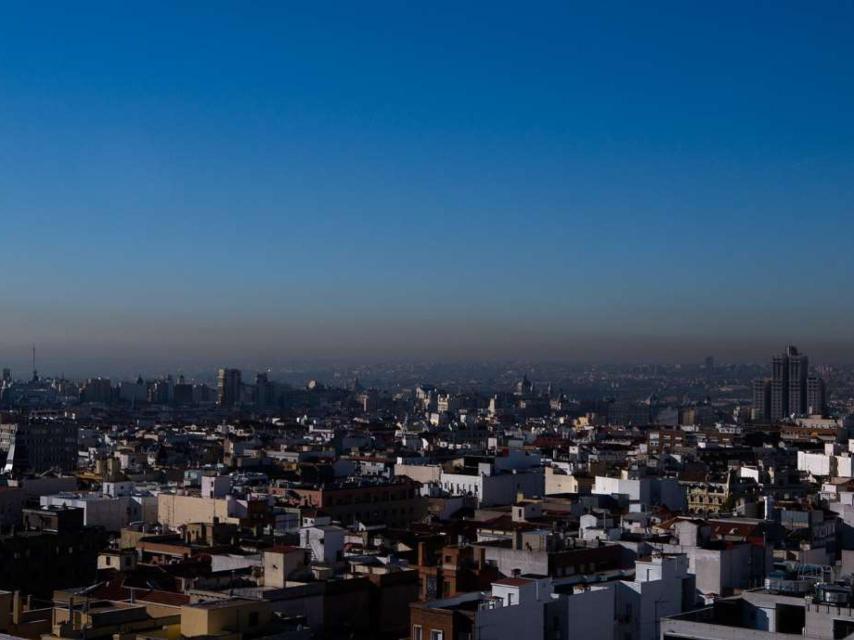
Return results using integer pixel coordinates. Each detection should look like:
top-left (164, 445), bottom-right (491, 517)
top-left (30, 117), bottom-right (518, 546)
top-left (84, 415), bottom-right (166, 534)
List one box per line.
top-left (1, 1), bottom-right (853, 374)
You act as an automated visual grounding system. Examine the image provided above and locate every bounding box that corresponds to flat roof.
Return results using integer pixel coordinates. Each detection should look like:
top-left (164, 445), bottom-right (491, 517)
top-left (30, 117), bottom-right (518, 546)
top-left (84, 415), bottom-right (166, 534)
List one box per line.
top-left (188, 598), bottom-right (255, 610)
top-left (492, 577), bottom-right (533, 587)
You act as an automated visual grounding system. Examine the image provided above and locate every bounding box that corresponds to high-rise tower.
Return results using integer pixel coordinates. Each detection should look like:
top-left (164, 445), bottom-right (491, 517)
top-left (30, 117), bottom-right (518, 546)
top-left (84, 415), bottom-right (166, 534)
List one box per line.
top-left (769, 350), bottom-right (789, 421)
top-left (807, 375), bottom-right (827, 417)
top-left (217, 368), bottom-right (242, 407)
top-left (786, 345), bottom-right (808, 416)
top-left (754, 345), bottom-right (823, 422)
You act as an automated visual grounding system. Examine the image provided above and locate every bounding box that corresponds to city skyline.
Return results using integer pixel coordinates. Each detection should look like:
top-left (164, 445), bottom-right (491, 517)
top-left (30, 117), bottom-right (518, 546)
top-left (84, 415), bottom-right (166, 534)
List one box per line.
top-left (1, 335), bottom-right (854, 381)
top-left (2, 2), bottom-right (854, 368)
top-left (2, 5), bottom-right (854, 639)
top-left (0, 339), bottom-right (845, 384)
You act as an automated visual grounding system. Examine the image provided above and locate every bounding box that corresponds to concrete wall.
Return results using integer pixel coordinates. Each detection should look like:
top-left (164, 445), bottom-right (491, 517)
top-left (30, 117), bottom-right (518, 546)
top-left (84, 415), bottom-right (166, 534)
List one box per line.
top-left (593, 476), bottom-right (685, 510)
top-left (545, 467), bottom-right (578, 495)
top-left (616, 574), bottom-right (683, 640)
top-left (264, 583), bottom-right (324, 631)
top-left (566, 586), bottom-right (613, 640)
top-left (157, 494), bottom-right (238, 528)
top-left (394, 464), bottom-right (442, 485)
top-left (180, 601), bottom-right (271, 637)
top-left (474, 586), bottom-right (547, 640)
top-left (480, 546), bottom-right (549, 576)
top-left (798, 451), bottom-right (834, 477)
top-left (40, 495), bottom-right (130, 531)
top-left (658, 543), bottom-right (765, 596)
top-left (441, 469), bottom-right (544, 507)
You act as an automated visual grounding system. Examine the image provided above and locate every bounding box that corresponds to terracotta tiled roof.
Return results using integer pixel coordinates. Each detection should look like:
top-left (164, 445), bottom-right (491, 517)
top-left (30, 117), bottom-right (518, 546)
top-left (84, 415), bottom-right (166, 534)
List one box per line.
top-left (91, 577), bottom-right (190, 607)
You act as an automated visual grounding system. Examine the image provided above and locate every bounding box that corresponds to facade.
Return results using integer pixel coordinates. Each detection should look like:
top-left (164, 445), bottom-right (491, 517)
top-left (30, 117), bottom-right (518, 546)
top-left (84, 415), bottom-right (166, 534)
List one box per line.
top-left (788, 347), bottom-right (809, 416)
top-left (181, 599), bottom-right (273, 638)
top-left (40, 492), bottom-right (157, 531)
top-left (263, 545), bottom-right (309, 588)
top-left (411, 555), bottom-right (694, 640)
top-left (614, 555), bottom-right (695, 640)
top-left (0, 507), bottom-right (107, 597)
top-left (807, 375), bottom-right (827, 416)
top-left (655, 519), bottom-right (773, 596)
top-left (683, 480), bottom-right (732, 516)
top-left (416, 543), bottom-right (500, 601)
top-left (798, 446), bottom-right (854, 479)
top-left (157, 493), bottom-right (240, 528)
top-left (592, 474), bottom-right (686, 511)
top-left (0, 419), bottom-right (78, 474)
top-left (544, 466), bottom-right (589, 495)
top-left (439, 465), bottom-right (545, 508)
top-left (216, 368), bottom-right (241, 407)
top-left (752, 379), bottom-right (771, 422)
top-left (278, 479), bottom-right (428, 527)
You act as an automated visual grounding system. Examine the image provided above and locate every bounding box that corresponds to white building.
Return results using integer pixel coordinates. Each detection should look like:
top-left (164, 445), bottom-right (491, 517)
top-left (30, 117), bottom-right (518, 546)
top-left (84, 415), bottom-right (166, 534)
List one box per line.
top-left (592, 474), bottom-right (686, 511)
top-left (299, 524), bottom-right (345, 565)
top-left (415, 554), bottom-right (694, 640)
top-left (614, 554), bottom-right (694, 640)
top-left (798, 444), bottom-right (854, 478)
top-left (41, 491), bottom-right (157, 531)
top-left (201, 474), bottom-right (231, 498)
top-left (439, 461), bottom-right (545, 507)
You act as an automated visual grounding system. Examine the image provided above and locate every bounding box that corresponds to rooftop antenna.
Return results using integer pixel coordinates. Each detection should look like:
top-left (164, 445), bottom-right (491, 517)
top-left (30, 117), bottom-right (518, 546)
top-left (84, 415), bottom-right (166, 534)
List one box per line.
top-left (31, 344), bottom-right (38, 383)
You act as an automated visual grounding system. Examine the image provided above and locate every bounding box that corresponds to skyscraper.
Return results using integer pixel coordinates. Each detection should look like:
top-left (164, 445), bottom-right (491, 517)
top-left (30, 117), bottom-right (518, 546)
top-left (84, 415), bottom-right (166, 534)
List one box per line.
top-left (754, 345), bottom-right (823, 422)
top-left (807, 375), bottom-right (827, 417)
top-left (769, 351), bottom-right (789, 421)
top-left (786, 345), bottom-right (808, 416)
top-left (752, 379), bottom-right (770, 422)
top-left (255, 372), bottom-right (273, 409)
top-left (217, 368), bottom-right (242, 407)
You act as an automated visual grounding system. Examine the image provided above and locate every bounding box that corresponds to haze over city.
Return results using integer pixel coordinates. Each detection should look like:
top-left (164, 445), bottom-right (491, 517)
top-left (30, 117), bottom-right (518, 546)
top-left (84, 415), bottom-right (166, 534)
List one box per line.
top-left (6, 5), bottom-right (854, 640)
top-left (2, 1), bottom-right (854, 375)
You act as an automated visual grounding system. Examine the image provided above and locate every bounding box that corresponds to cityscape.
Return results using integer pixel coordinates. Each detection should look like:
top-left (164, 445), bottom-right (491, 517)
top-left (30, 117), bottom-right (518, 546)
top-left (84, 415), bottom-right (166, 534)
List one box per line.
top-left (0, 345), bottom-right (854, 639)
top-left (3, 3), bottom-right (854, 640)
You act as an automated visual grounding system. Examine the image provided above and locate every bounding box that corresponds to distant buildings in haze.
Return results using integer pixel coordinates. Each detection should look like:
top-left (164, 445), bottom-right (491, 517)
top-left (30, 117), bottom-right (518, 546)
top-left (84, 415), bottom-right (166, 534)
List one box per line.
top-left (752, 345), bottom-right (826, 421)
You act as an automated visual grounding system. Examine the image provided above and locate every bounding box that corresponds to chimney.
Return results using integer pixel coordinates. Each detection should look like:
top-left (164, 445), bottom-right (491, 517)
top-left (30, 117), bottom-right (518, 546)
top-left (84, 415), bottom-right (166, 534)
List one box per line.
top-left (11, 592), bottom-right (21, 626)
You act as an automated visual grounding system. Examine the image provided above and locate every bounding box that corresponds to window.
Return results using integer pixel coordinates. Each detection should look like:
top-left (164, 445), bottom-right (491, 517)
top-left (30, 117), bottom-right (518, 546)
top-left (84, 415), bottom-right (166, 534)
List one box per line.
top-left (430, 631), bottom-right (443, 640)
top-left (412, 624), bottom-right (423, 640)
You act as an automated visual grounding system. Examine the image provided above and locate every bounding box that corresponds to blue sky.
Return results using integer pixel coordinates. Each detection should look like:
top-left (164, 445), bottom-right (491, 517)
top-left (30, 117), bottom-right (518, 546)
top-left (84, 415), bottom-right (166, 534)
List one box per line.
top-left (1, 1), bottom-right (853, 373)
